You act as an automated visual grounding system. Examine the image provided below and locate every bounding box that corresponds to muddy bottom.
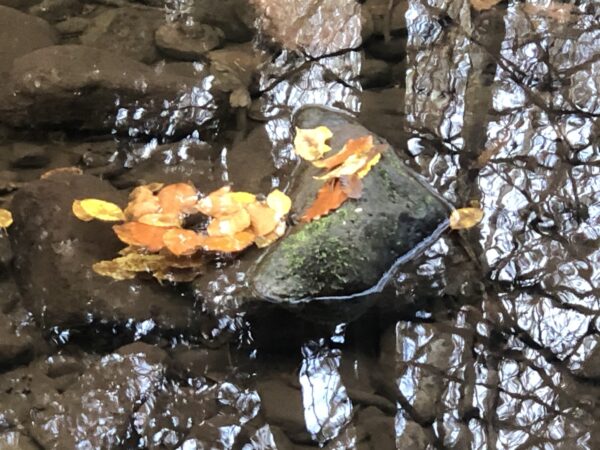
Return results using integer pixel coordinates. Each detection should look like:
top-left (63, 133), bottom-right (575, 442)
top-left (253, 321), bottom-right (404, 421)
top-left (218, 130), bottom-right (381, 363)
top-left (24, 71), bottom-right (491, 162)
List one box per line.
top-left (0, 0), bottom-right (599, 449)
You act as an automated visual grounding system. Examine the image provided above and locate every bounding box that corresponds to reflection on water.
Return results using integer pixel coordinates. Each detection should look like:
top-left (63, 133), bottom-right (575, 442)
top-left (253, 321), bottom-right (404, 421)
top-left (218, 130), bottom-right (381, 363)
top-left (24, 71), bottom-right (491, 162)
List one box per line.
top-left (0, 0), bottom-right (599, 448)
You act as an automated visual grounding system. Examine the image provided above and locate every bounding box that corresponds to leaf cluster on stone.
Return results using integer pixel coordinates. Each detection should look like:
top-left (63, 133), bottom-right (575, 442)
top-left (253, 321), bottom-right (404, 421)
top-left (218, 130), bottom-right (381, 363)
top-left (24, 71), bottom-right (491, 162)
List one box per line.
top-left (72, 182), bottom-right (291, 281)
top-left (293, 127), bottom-right (384, 222)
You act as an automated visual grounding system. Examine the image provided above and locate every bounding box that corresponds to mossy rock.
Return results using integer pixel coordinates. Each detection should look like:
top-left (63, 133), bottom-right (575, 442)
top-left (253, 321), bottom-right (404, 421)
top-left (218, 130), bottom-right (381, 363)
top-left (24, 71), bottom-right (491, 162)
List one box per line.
top-left (249, 106), bottom-right (450, 304)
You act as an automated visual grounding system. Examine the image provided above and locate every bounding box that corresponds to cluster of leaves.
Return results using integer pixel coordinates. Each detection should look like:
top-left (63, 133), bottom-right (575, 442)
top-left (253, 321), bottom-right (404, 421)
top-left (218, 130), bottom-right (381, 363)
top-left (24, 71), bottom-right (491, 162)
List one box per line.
top-left (293, 127), bottom-right (384, 221)
top-left (73, 183), bottom-right (291, 281)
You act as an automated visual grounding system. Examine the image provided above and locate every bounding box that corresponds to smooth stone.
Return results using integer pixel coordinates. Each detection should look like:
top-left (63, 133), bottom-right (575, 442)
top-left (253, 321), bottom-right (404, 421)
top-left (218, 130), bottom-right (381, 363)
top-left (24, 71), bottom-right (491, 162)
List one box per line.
top-left (9, 142), bottom-right (50, 168)
top-left (80, 6), bottom-right (162, 63)
top-left (0, 45), bottom-right (225, 137)
top-left (9, 173), bottom-right (204, 335)
top-left (29, 0), bottom-right (82, 23)
top-left (250, 106), bottom-right (449, 303)
top-left (0, 5), bottom-right (58, 81)
top-left (155, 22), bottom-right (223, 61)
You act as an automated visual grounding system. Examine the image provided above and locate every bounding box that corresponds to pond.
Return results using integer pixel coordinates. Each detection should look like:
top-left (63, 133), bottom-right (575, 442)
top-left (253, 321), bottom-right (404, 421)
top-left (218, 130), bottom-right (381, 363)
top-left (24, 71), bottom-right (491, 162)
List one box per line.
top-left (0, 0), bottom-right (598, 448)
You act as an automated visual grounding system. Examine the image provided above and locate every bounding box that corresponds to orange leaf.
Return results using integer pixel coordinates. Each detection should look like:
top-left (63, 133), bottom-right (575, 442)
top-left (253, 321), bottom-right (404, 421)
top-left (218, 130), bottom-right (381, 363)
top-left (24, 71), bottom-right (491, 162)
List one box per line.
top-left (163, 228), bottom-right (203, 256)
top-left (197, 186), bottom-right (241, 217)
top-left (206, 208), bottom-right (251, 237)
top-left (313, 135), bottom-right (373, 170)
top-left (138, 213), bottom-right (181, 227)
top-left (301, 179), bottom-right (348, 222)
top-left (112, 222), bottom-right (171, 252)
top-left (196, 230), bottom-right (256, 253)
top-left (124, 186), bottom-right (161, 220)
top-left (157, 183), bottom-right (198, 215)
top-left (246, 202), bottom-right (278, 236)
top-left (339, 174), bottom-right (363, 199)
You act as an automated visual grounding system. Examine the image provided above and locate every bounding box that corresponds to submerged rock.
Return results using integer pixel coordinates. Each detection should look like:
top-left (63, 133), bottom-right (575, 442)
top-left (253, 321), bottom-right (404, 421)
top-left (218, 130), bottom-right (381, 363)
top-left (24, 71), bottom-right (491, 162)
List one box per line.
top-left (0, 45), bottom-right (224, 137)
top-left (250, 106), bottom-right (449, 303)
top-left (155, 22), bottom-right (223, 61)
top-left (9, 173), bottom-right (203, 335)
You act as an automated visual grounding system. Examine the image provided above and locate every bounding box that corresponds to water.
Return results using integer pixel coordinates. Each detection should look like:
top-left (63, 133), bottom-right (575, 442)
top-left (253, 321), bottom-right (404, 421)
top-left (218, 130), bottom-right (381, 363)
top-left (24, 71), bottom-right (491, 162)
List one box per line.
top-left (0, 0), bottom-right (599, 448)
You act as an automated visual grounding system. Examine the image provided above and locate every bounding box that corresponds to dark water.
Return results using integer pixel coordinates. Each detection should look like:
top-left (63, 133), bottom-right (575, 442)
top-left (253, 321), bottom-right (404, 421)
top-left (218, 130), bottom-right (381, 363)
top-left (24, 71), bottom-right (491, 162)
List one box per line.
top-left (0, 0), bottom-right (599, 449)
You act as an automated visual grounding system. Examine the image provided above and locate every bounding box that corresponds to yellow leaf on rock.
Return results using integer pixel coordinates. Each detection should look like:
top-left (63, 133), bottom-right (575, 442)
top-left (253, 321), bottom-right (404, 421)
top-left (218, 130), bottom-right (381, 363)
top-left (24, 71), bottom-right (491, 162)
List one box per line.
top-left (449, 207), bottom-right (484, 230)
top-left (357, 152), bottom-right (381, 179)
top-left (197, 186), bottom-right (239, 217)
top-left (230, 192), bottom-right (257, 205)
top-left (313, 135), bottom-right (374, 170)
top-left (293, 126), bottom-right (333, 161)
top-left (266, 189), bottom-right (291, 218)
top-left (254, 221), bottom-right (286, 248)
top-left (72, 200), bottom-right (93, 221)
top-left (207, 208), bottom-right (251, 237)
top-left (77, 199), bottom-right (125, 222)
top-left (0, 208), bottom-right (12, 228)
top-left (157, 183), bottom-right (198, 215)
top-left (40, 166), bottom-right (83, 180)
top-left (470, 0), bottom-right (502, 11)
top-left (246, 202), bottom-right (278, 236)
top-left (314, 153), bottom-right (371, 180)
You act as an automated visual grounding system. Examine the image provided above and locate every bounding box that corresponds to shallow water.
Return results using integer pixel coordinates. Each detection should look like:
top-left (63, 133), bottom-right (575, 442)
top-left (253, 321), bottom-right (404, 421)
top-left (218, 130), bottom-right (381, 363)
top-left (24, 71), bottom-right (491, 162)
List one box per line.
top-left (0, 0), bottom-right (599, 449)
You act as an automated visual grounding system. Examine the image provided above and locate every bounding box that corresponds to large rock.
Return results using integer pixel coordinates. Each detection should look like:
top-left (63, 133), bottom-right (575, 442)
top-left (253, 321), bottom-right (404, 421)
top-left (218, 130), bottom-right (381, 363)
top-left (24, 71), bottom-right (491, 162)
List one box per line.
top-left (250, 106), bottom-right (449, 303)
top-left (0, 45), bottom-right (225, 137)
top-left (0, 6), bottom-right (57, 81)
top-left (80, 7), bottom-right (162, 63)
top-left (190, 0), bottom-right (254, 43)
top-left (9, 173), bottom-right (204, 335)
top-left (155, 22), bottom-right (223, 61)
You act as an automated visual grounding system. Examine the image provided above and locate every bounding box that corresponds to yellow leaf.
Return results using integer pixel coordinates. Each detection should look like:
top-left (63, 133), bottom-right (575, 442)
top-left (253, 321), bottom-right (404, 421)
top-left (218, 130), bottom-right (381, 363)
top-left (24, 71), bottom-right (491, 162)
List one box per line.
top-left (470, 0), bottom-right (502, 11)
top-left (72, 200), bottom-right (93, 221)
top-left (314, 153), bottom-right (371, 180)
top-left (266, 189), bottom-right (291, 218)
top-left (246, 202), bottom-right (278, 236)
top-left (93, 260), bottom-right (137, 280)
top-left (312, 135), bottom-right (374, 170)
top-left (254, 221), bottom-right (286, 248)
top-left (76, 199), bottom-right (125, 222)
top-left (113, 222), bottom-right (171, 252)
top-left (449, 207), bottom-right (484, 230)
top-left (197, 186), bottom-right (240, 217)
top-left (40, 166), bottom-right (83, 180)
top-left (0, 209), bottom-right (12, 228)
top-left (157, 183), bottom-right (198, 215)
top-left (293, 126), bottom-right (333, 161)
top-left (230, 192), bottom-right (257, 205)
top-left (357, 152), bottom-right (381, 179)
top-left (206, 208), bottom-right (251, 237)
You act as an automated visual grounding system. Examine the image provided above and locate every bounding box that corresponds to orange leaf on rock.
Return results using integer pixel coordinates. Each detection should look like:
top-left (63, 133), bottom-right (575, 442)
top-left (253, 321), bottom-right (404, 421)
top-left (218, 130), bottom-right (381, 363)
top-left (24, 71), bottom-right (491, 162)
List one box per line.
top-left (138, 213), bottom-right (181, 228)
top-left (157, 183), bottom-right (198, 215)
top-left (197, 186), bottom-right (241, 217)
top-left (313, 135), bottom-right (374, 170)
top-left (163, 228), bottom-right (203, 256)
top-left (246, 202), bottom-right (278, 236)
top-left (301, 179), bottom-right (348, 222)
top-left (196, 230), bottom-right (255, 253)
top-left (113, 222), bottom-right (171, 252)
top-left (206, 208), bottom-right (251, 237)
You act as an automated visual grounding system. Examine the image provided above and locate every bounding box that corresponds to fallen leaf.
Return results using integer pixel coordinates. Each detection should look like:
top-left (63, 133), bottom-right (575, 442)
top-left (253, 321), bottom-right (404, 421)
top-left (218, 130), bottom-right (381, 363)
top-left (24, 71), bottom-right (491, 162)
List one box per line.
top-left (314, 153), bottom-right (372, 180)
top-left (254, 221), bottom-right (286, 248)
top-left (246, 202), bottom-right (278, 236)
top-left (196, 230), bottom-right (256, 253)
top-left (138, 213), bottom-right (181, 228)
top-left (230, 192), bottom-right (257, 205)
top-left (357, 151), bottom-right (381, 179)
top-left (339, 174), bottom-right (363, 199)
top-left (301, 179), bottom-right (348, 222)
top-left (40, 166), bottom-right (83, 180)
top-left (197, 186), bottom-right (241, 217)
top-left (157, 183), bottom-right (198, 215)
top-left (76, 199), bottom-right (125, 222)
top-left (293, 126), bottom-right (333, 161)
top-left (144, 182), bottom-right (165, 193)
top-left (470, 0), bottom-right (502, 11)
top-left (206, 208), bottom-right (251, 237)
top-left (266, 189), bottom-right (292, 218)
top-left (163, 228), bottom-right (204, 256)
top-left (92, 260), bottom-right (136, 280)
top-left (0, 208), bottom-right (13, 228)
top-left (312, 135), bottom-right (374, 170)
top-left (72, 200), bottom-right (93, 221)
top-left (113, 222), bottom-right (171, 251)
top-left (449, 207), bottom-right (484, 230)
top-left (92, 253), bottom-right (172, 280)
top-left (125, 186), bottom-right (161, 220)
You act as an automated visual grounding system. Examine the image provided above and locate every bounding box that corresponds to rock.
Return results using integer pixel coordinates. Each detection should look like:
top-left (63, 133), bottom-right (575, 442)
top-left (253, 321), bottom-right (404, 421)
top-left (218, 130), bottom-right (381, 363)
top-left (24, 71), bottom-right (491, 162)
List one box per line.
top-left (54, 16), bottom-right (90, 35)
top-left (0, 45), bottom-right (224, 137)
top-left (365, 35), bottom-right (407, 62)
top-left (28, 343), bottom-right (167, 449)
top-left (363, 0), bottom-right (407, 36)
top-left (80, 6), bottom-right (162, 63)
top-left (0, 0), bottom-right (40, 8)
top-left (168, 346), bottom-right (230, 380)
top-left (0, 6), bottom-right (57, 81)
top-left (250, 106), bottom-right (449, 304)
top-left (208, 43), bottom-right (267, 93)
top-left (190, 0), bottom-right (254, 43)
top-left (161, 61), bottom-right (210, 79)
top-left (0, 431), bottom-right (39, 449)
top-left (8, 173), bottom-right (205, 335)
top-left (155, 22), bottom-right (223, 61)
top-left (0, 312), bottom-right (34, 368)
top-left (29, 0), bottom-right (82, 23)
top-left (357, 407), bottom-right (396, 449)
top-left (9, 142), bottom-right (50, 168)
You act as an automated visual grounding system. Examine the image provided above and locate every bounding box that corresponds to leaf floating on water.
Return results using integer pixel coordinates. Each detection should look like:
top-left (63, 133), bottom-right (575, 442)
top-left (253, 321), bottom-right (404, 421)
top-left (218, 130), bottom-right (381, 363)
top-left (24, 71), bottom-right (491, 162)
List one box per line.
top-left (138, 213), bottom-right (181, 228)
top-left (301, 179), bottom-right (348, 222)
top-left (206, 208), bottom-right (251, 237)
top-left (293, 126), bottom-right (333, 161)
top-left (230, 191), bottom-right (257, 206)
top-left (470, 0), bottom-right (503, 11)
top-left (0, 208), bottom-right (13, 228)
top-left (196, 230), bottom-right (256, 253)
top-left (125, 186), bottom-right (161, 220)
top-left (312, 135), bottom-right (373, 170)
top-left (157, 182), bottom-right (198, 215)
top-left (197, 186), bottom-right (241, 217)
top-left (254, 221), bottom-right (286, 248)
top-left (76, 199), bottom-right (125, 222)
top-left (113, 222), bottom-right (171, 252)
top-left (246, 202), bottom-right (278, 236)
top-left (449, 207), bottom-right (484, 230)
top-left (266, 189), bottom-right (292, 218)
top-left (92, 260), bottom-right (137, 280)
